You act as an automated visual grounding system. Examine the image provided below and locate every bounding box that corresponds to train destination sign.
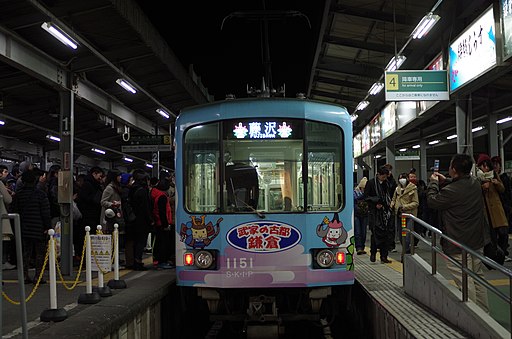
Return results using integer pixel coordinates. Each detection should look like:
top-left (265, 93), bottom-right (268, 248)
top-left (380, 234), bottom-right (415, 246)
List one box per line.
top-left (233, 121), bottom-right (293, 139)
top-left (384, 70), bottom-right (449, 101)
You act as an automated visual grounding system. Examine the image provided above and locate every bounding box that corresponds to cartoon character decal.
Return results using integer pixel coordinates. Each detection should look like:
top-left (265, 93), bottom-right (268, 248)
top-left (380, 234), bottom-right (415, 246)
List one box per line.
top-left (180, 215), bottom-right (222, 249)
top-left (316, 213), bottom-right (348, 247)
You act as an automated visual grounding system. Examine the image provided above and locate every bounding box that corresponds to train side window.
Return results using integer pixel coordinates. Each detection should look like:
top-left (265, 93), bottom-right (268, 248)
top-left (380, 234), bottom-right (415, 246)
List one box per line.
top-left (183, 123), bottom-right (220, 213)
top-left (305, 121), bottom-right (344, 212)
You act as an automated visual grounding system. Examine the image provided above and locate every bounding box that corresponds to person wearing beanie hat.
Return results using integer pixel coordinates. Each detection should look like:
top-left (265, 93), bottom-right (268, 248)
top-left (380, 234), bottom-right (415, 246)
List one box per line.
top-left (15, 160), bottom-right (34, 192)
top-left (120, 173), bottom-right (133, 186)
top-left (476, 152), bottom-right (508, 262)
top-left (476, 153), bottom-right (491, 166)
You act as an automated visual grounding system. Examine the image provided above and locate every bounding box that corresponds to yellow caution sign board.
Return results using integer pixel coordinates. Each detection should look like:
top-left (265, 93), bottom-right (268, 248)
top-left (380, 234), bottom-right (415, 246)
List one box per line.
top-left (90, 235), bottom-right (112, 272)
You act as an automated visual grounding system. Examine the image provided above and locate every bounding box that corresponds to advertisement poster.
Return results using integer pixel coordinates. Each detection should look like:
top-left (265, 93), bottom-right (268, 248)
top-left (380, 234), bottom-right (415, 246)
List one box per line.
top-left (501, 0), bottom-right (512, 59)
top-left (380, 102), bottom-right (396, 139)
top-left (353, 133), bottom-right (362, 158)
top-left (361, 125), bottom-right (370, 154)
top-left (370, 115), bottom-right (381, 148)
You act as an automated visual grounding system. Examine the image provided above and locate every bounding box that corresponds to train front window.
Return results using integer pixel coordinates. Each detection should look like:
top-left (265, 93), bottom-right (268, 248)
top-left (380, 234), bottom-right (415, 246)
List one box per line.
top-left (305, 121), bottom-right (344, 211)
top-left (183, 119), bottom-right (344, 214)
top-left (223, 119), bottom-right (303, 213)
top-left (184, 123), bottom-right (220, 213)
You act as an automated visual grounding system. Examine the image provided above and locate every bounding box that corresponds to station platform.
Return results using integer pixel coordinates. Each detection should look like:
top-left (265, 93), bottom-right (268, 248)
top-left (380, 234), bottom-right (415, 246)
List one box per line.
top-left (1, 255), bottom-right (176, 338)
top-left (1, 240), bottom-right (511, 338)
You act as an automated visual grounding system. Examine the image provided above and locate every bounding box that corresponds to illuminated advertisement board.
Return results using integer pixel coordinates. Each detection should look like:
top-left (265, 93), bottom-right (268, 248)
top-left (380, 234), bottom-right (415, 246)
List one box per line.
top-left (361, 125), bottom-right (370, 154)
top-left (419, 54), bottom-right (443, 115)
top-left (380, 102), bottom-right (396, 139)
top-left (501, 0), bottom-right (512, 59)
top-left (449, 6), bottom-right (496, 92)
top-left (353, 133), bottom-right (362, 158)
top-left (397, 101), bottom-right (417, 129)
top-left (370, 115), bottom-right (381, 148)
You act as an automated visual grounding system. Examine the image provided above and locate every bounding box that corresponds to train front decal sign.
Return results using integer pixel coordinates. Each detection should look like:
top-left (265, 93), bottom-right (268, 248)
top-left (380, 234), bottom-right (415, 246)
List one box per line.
top-left (316, 213), bottom-right (348, 247)
top-left (227, 221), bottom-right (301, 253)
top-left (180, 215), bottom-right (221, 249)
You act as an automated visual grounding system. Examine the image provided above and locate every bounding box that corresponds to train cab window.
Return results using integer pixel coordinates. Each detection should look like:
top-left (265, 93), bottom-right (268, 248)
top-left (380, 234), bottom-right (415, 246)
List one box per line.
top-left (305, 121), bottom-right (344, 212)
top-left (183, 123), bottom-right (220, 213)
top-left (223, 119), bottom-right (303, 213)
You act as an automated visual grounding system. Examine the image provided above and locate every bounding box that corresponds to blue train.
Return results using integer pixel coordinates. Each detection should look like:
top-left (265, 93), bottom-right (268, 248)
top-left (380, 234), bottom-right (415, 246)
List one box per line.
top-left (174, 97), bottom-right (354, 334)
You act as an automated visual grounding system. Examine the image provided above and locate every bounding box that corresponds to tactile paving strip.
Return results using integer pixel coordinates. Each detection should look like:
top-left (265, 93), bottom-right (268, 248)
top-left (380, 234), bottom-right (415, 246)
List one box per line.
top-left (355, 255), bottom-right (468, 338)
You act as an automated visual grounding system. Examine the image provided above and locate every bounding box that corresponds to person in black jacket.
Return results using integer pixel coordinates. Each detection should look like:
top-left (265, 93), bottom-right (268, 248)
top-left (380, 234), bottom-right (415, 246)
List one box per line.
top-left (364, 166), bottom-right (393, 264)
top-left (129, 169), bottom-right (153, 270)
top-left (13, 170), bottom-right (51, 284)
top-left (76, 167), bottom-right (104, 260)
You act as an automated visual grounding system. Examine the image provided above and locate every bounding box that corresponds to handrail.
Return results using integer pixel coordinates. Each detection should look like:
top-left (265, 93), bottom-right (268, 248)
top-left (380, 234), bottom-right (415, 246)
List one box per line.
top-left (401, 213), bottom-right (512, 324)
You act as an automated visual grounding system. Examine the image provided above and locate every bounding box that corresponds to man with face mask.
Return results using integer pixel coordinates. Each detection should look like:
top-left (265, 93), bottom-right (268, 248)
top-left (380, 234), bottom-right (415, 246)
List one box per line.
top-left (390, 172), bottom-right (419, 257)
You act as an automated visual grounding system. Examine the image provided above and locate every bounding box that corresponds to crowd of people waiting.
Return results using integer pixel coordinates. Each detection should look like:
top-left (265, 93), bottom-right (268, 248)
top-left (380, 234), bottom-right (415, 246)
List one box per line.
top-left (0, 161), bottom-right (176, 284)
top-left (353, 153), bottom-right (512, 313)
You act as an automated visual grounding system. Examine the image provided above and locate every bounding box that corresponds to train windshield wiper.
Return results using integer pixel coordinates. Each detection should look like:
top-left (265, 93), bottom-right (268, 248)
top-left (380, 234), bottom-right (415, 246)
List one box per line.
top-left (234, 197), bottom-right (266, 219)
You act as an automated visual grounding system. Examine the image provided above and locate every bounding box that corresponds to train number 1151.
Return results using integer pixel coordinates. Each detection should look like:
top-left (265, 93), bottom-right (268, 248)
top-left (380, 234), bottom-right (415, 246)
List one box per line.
top-left (226, 257), bottom-right (254, 269)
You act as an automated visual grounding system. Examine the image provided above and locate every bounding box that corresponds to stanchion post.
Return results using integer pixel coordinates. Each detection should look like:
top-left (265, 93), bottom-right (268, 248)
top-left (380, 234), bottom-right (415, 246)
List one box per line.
top-left (93, 225), bottom-right (112, 297)
top-left (108, 223), bottom-right (127, 289)
top-left (78, 226), bottom-right (101, 304)
top-left (40, 229), bottom-right (67, 322)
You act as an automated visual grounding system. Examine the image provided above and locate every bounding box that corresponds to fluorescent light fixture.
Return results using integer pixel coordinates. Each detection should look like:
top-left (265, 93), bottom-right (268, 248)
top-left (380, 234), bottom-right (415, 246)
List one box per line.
top-left (399, 148), bottom-right (407, 152)
top-left (46, 134), bottom-right (60, 142)
top-left (123, 157), bottom-right (133, 163)
top-left (471, 126), bottom-right (484, 133)
top-left (116, 79), bottom-right (137, 94)
top-left (497, 116), bottom-right (512, 124)
top-left (428, 139), bottom-right (440, 145)
top-left (411, 13), bottom-right (440, 39)
top-left (91, 148), bottom-right (105, 155)
top-left (146, 163), bottom-right (153, 168)
top-left (446, 134), bottom-right (457, 140)
top-left (412, 144), bottom-right (420, 149)
top-left (0, 120), bottom-right (4, 125)
top-left (41, 22), bottom-right (78, 49)
top-left (156, 108), bottom-right (170, 119)
top-left (356, 100), bottom-right (370, 111)
top-left (375, 155), bottom-right (382, 159)
top-left (351, 114), bottom-right (358, 122)
top-left (368, 82), bottom-right (384, 95)
top-left (385, 55), bottom-right (407, 71)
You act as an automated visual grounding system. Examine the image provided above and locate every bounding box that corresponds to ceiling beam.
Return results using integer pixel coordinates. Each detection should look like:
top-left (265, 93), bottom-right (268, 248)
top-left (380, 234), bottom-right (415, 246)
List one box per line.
top-left (316, 56), bottom-right (382, 79)
top-left (333, 4), bottom-right (410, 25)
top-left (315, 76), bottom-right (371, 91)
top-left (310, 89), bottom-right (361, 103)
top-left (324, 35), bottom-right (395, 54)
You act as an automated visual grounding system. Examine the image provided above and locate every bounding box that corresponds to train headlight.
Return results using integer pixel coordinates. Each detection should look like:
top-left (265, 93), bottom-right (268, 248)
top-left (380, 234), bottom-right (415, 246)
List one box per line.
top-left (195, 250), bottom-right (214, 269)
top-left (184, 252), bottom-right (194, 266)
top-left (316, 249), bottom-right (335, 268)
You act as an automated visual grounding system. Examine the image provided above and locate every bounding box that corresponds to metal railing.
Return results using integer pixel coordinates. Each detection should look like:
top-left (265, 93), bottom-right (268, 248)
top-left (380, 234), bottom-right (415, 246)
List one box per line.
top-left (1, 193), bottom-right (28, 339)
top-left (401, 213), bottom-right (512, 329)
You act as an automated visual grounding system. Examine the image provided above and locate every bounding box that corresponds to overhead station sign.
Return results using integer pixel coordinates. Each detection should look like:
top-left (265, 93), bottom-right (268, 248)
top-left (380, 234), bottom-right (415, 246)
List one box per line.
top-left (385, 70), bottom-right (449, 101)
